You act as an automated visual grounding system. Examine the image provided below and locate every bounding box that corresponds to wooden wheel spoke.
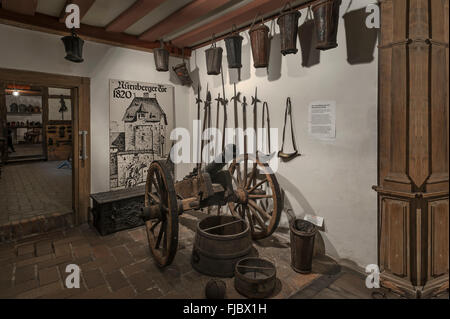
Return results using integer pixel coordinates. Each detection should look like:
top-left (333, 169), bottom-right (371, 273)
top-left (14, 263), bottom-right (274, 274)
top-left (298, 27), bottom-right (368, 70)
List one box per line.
top-left (237, 205), bottom-right (244, 219)
top-left (148, 192), bottom-right (160, 203)
top-left (151, 177), bottom-right (161, 196)
top-left (150, 220), bottom-right (161, 232)
top-left (158, 174), bottom-right (167, 200)
top-left (236, 164), bottom-right (243, 186)
top-left (248, 194), bottom-right (272, 199)
top-left (228, 202), bottom-right (241, 218)
top-left (245, 208), bottom-right (255, 233)
top-left (248, 200), bottom-right (272, 221)
top-left (249, 204), bottom-right (267, 229)
top-left (248, 178), bottom-right (268, 194)
top-left (155, 220), bottom-right (166, 250)
top-left (246, 166), bottom-right (257, 188)
top-left (248, 164), bottom-right (258, 187)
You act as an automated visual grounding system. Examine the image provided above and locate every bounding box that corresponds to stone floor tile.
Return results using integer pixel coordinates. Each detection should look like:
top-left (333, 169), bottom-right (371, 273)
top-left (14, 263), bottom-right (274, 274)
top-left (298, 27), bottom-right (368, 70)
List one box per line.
top-left (136, 287), bottom-right (163, 299)
top-left (17, 244), bottom-right (35, 256)
top-left (15, 281), bottom-right (62, 299)
top-left (82, 269), bottom-right (105, 290)
top-left (69, 285), bottom-right (110, 299)
top-left (38, 267), bottom-right (60, 286)
top-left (128, 271), bottom-right (156, 293)
top-left (14, 265), bottom-right (36, 284)
top-left (111, 246), bottom-right (134, 266)
top-left (104, 270), bottom-right (128, 291)
top-left (102, 285), bottom-right (136, 299)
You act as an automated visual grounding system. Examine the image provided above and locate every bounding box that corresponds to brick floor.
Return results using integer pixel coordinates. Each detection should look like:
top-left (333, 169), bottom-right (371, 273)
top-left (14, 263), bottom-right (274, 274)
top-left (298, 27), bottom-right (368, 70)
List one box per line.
top-left (0, 161), bottom-right (72, 226)
top-left (3, 210), bottom-right (441, 300)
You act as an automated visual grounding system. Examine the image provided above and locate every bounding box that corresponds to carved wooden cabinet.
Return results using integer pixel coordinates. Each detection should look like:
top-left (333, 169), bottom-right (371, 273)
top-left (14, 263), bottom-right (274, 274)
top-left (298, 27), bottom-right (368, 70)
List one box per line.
top-left (375, 0), bottom-right (449, 298)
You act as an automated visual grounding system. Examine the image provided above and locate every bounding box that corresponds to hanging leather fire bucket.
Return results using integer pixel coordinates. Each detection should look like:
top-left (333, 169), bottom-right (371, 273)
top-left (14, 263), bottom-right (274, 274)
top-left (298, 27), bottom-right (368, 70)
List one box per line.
top-left (224, 25), bottom-right (244, 69)
top-left (173, 62), bottom-right (192, 86)
top-left (205, 36), bottom-right (223, 75)
top-left (249, 14), bottom-right (270, 68)
top-left (298, 6), bottom-right (320, 67)
top-left (312, 0), bottom-right (342, 51)
top-left (154, 40), bottom-right (169, 72)
top-left (173, 49), bottom-right (192, 86)
top-left (277, 2), bottom-right (301, 56)
top-left (61, 29), bottom-right (84, 63)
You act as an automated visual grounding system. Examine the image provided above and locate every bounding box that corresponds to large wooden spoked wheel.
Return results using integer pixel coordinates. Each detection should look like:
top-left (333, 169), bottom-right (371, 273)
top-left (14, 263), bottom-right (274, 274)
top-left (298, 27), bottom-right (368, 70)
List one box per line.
top-left (228, 154), bottom-right (282, 240)
top-left (144, 161), bottom-right (178, 267)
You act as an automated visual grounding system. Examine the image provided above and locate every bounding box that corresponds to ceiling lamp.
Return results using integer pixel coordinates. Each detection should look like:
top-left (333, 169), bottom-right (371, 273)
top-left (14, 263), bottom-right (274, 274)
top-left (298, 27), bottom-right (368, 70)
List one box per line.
top-left (61, 28), bottom-right (85, 63)
top-left (12, 90), bottom-right (20, 97)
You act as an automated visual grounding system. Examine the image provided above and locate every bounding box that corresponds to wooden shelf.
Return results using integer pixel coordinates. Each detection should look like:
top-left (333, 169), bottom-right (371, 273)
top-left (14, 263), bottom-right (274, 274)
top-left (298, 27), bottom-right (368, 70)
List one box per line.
top-left (8, 126), bottom-right (42, 129)
top-left (7, 112), bottom-right (42, 115)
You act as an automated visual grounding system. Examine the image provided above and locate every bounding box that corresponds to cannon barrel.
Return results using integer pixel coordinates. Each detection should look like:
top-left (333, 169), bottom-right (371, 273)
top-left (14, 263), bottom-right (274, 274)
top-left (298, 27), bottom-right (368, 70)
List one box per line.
top-left (202, 144), bottom-right (237, 176)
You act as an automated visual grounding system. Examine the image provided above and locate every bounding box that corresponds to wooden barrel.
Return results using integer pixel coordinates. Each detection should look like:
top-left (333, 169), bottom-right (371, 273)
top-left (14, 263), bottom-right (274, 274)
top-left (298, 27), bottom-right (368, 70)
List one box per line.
top-left (234, 257), bottom-right (277, 299)
top-left (312, 0), bottom-right (342, 50)
top-left (191, 216), bottom-right (252, 277)
top-left (249, 22), bottom-right (270, 68)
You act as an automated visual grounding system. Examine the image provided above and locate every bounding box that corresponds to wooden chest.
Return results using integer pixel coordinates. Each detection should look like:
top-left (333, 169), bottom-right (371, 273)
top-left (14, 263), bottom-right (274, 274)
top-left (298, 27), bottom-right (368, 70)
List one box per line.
top-left (90, 186), bottom-right (145, 236)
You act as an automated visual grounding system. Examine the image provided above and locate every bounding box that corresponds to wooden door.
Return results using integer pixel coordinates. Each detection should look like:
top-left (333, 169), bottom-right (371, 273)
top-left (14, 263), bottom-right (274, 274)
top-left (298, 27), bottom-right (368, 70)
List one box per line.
top-left (0, 68), bottom-right (91, 225)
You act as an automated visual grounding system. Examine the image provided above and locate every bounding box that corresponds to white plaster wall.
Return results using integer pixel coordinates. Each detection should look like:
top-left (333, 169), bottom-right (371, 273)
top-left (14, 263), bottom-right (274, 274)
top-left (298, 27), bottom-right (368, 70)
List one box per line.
top-left (188, 0), bottom-right (378, 268)
top-left (0, 0), bottom-right (378, 268)
top-left (0, 24), bottom-right (192, 192)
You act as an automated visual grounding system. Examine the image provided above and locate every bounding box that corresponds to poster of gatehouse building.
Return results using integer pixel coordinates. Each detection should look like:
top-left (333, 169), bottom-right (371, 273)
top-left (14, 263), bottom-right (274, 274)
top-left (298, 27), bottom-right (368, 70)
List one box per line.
top-left (109, 79), bottom-right (174, 190)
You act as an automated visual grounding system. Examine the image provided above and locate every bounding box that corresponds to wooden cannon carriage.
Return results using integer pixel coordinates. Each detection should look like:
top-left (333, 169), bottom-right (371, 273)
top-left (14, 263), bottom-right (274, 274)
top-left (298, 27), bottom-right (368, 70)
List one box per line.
top-left (141, 144), bottom-right (283, 267)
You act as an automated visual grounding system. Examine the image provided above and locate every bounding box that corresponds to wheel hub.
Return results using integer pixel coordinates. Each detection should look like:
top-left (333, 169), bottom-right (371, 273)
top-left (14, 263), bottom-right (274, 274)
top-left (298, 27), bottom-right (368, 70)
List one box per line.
top-left (235, 188), bottom-right (248, 204)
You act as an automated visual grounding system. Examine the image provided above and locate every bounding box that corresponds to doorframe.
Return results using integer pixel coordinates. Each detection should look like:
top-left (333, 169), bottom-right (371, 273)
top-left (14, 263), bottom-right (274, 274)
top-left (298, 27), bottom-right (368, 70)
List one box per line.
top-left (0, 67), bottom-right (91, 225)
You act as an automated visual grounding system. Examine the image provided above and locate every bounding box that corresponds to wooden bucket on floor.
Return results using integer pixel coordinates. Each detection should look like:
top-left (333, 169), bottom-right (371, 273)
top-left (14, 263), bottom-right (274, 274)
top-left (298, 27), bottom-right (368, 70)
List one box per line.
top-left (191, 216), bottom-right (252, 277)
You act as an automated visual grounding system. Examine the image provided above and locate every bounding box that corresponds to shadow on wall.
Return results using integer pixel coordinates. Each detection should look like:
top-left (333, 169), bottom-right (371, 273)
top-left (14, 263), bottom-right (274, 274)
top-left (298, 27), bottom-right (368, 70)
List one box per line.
top-left (229, 33), bottom-right (252, 83)
top-left (188, 50), bottom-right (202, 93)
top-left (343, 7), bottom-right (378, 65)
top-left (268, 33), bottom-right (282, 82)
top-left (298, 11), bottom-right (321, 68)
top-left (275, 172), bottom-right (339, 259)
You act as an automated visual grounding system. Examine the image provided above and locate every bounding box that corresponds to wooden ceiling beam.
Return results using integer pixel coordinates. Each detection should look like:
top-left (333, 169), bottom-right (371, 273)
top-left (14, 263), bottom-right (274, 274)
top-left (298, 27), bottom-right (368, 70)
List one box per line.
top-left (172, 0), bottom-right (293, 47)
top-left (59, 0), bottom-right (97, 23)
top-left (1, 0), bottom-right (38, 16)
top-left (139, 0), bottom-right (229, 42)
top-left (106, 0), bottom-right (167, 33)
top-left (0, 9), bottom-right (191, 57)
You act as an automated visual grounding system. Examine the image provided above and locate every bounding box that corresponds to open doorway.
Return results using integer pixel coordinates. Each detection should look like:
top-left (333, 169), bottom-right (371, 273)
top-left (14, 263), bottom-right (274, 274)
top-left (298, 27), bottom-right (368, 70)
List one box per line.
top-left (0, 68), bottom-right (90, 240)
top-left (1, 83), bottom-right (73, 226)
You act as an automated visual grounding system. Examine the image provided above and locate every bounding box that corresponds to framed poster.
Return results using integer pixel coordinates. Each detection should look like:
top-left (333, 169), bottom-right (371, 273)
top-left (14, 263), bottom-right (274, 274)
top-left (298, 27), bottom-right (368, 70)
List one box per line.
top-left (109, 79), bottom-right (174, 190)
